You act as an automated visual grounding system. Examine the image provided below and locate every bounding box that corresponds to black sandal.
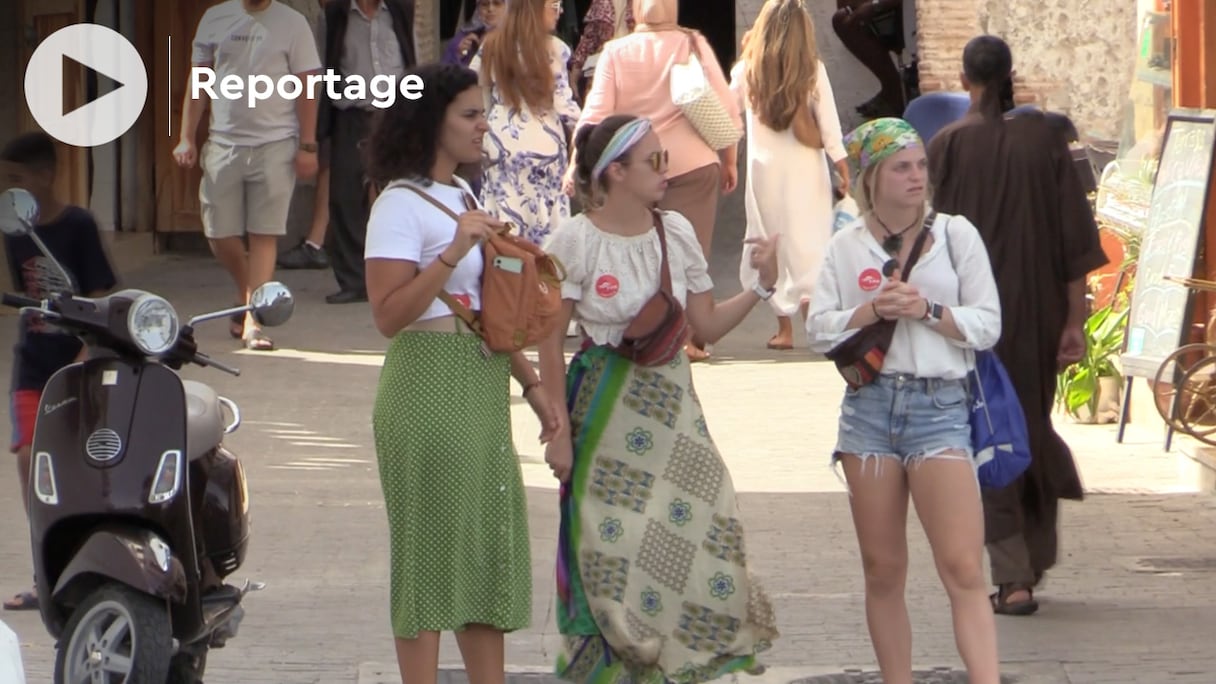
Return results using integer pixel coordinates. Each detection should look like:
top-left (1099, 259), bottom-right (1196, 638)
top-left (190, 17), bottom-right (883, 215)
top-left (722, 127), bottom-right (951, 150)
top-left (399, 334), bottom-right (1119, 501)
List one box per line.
top-left (990, 583), bottom-right (1039, 616)
top-left (229, 305), bottom-right (245, 339)
top-left (3, 589), bottom-right (37, 611)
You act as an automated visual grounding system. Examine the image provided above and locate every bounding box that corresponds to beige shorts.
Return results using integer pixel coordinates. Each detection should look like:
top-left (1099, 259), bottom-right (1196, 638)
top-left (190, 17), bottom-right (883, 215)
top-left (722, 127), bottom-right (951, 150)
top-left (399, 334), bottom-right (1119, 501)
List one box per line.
top-left (199, 138), bottom-right (297, 239)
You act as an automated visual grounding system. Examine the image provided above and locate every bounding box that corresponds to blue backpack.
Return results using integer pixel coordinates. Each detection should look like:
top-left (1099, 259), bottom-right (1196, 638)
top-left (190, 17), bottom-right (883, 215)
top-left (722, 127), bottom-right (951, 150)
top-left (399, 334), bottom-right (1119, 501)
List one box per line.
top-left (943, 218), bottom-right (1032, 489)
top-left (968, 349), bottom-right (1032, 489)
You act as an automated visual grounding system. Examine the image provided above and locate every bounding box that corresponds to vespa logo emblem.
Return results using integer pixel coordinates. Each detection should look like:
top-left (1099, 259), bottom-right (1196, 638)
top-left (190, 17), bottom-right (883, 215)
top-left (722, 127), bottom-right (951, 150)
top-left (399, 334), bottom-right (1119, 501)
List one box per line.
top-left (43, 397), bottom-right (77, 415)
top-left (85, 428), bottom-right (123, 462)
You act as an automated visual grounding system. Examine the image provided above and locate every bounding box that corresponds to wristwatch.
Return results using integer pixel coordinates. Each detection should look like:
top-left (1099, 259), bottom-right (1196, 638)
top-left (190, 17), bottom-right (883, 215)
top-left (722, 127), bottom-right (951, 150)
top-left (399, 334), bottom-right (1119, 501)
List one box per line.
top-left (922, 298), bottom-right (944, 325)
top-left (299, 141), bottom-right (318, 154)
top-left (752, 282), bottom-right (775, 301)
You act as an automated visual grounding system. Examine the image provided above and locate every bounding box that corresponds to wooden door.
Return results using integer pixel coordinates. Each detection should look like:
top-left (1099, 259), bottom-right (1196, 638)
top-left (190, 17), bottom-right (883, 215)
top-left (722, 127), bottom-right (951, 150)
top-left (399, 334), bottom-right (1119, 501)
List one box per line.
top-left (17, 0), bottom-right (89, 209)
top-left (153, 0), bottom-right (220, 236)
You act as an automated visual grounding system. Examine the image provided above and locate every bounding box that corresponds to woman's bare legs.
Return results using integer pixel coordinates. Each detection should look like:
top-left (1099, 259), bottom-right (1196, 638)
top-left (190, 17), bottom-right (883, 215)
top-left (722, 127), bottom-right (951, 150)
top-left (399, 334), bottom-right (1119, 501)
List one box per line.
top-left (393, 632), bottom-right (441, 684)
top-left (840, 455), bottom-right (913, 684)
top-left (907, 455), bottom-right (1001, 684)
top-left (455, 625), bottom-right (506, 684)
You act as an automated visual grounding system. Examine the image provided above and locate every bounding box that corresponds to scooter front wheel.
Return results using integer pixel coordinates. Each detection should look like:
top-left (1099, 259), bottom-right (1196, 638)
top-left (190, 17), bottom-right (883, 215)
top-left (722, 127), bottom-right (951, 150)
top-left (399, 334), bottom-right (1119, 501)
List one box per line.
top-left (54, 583), bottom-right (173, 684)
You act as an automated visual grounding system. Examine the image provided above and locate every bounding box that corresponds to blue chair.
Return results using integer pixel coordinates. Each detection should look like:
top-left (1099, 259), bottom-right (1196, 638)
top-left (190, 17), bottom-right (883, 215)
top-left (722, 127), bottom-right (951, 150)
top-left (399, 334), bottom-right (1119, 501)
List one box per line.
top-left (903, 92), bottom-right (971, 143)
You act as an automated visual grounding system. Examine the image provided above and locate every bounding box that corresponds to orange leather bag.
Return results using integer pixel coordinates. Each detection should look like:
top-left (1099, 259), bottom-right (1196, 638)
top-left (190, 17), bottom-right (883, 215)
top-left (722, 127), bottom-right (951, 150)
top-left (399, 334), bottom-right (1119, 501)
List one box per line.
top-left (396, 183), bottom-right (566, 352)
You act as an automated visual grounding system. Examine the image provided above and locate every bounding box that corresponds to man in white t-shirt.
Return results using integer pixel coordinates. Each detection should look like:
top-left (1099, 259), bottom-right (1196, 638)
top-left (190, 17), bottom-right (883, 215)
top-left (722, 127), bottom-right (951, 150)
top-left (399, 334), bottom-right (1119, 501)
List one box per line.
top-left (174, 0), bottom-right (322, 351)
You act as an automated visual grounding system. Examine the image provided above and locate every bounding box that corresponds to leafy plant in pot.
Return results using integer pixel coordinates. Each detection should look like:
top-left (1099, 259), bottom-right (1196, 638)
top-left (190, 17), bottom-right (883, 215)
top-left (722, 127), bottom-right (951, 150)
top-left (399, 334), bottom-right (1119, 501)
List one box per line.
top-left (1057, 302), bottom-right (1129, 423)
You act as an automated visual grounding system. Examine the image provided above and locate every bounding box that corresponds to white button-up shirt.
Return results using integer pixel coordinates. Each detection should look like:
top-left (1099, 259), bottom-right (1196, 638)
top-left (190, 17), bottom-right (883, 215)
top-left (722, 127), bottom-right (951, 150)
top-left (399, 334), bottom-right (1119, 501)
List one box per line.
top-left (807, 212), bottom-right (1002, 380)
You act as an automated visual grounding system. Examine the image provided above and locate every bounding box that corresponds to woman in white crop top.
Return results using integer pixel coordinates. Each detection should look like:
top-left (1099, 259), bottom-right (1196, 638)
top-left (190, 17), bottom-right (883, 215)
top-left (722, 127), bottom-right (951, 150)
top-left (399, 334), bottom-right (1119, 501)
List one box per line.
top-left (360, 62), bottom-right (559, 683)
top-left (806, 117), bottom-right (1003, 684)
top-left (536, 114), bottom-right (781, 680)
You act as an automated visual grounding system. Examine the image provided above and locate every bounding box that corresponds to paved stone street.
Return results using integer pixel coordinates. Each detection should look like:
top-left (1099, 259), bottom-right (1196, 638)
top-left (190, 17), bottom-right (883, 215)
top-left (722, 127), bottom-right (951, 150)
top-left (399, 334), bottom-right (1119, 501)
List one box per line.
top-left (1, 230), bottom-right (1214, 684)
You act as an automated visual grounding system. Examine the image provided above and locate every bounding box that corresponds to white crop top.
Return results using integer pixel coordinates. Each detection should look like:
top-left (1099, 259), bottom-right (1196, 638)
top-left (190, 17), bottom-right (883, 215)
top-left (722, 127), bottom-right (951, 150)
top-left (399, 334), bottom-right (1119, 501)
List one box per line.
top-left (364, 176), bottom-right (483, 322)
top-left (542, 211), bottom-right (714, 346)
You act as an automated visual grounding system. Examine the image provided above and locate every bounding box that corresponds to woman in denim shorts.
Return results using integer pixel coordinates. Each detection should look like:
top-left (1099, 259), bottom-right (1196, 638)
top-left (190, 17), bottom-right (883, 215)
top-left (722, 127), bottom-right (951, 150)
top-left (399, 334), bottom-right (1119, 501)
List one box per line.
top-left (807, 118), bottom-right (1004, 684)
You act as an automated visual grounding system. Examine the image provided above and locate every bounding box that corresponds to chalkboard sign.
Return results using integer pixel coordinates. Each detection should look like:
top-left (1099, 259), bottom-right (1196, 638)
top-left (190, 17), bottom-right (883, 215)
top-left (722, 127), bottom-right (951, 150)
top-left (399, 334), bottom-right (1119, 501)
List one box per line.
top-left (1121, 109), bottom-right (1216, 379)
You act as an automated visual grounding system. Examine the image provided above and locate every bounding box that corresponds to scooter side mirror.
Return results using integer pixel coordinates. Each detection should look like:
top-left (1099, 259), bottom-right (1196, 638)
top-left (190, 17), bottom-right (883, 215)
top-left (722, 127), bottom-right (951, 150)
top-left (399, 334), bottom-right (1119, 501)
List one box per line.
top-left (0, 188), bottom-right (38, 237)
top-left (250, 282), bottom-right (294, 328)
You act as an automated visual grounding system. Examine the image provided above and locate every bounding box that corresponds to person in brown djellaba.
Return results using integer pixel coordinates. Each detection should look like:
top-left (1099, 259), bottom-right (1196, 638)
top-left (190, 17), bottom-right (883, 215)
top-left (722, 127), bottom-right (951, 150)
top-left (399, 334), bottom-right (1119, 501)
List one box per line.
top-left (926, 35), bottom-right (1108, 616)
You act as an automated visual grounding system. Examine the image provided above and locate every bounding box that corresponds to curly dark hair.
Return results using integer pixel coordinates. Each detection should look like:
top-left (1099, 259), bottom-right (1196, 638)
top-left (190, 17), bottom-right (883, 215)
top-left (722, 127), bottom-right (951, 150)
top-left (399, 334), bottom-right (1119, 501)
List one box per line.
top-left (364, 63), bottom-right (481, 187)
top-left (572, 114), bottom-right (643, 208)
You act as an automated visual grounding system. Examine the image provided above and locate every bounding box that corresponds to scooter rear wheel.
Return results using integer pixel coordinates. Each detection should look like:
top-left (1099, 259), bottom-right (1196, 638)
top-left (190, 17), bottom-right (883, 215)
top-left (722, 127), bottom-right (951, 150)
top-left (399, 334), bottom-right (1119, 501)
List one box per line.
top-left (54, 583), bottom-right (173, 684)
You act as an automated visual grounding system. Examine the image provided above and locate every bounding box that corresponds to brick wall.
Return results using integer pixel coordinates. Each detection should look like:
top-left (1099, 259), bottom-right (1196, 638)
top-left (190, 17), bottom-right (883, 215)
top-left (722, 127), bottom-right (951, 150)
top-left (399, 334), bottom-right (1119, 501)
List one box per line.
top-left (910, 0), bottom-right (1137, 139)
top-left (915, 0), bottom-right (982, 94)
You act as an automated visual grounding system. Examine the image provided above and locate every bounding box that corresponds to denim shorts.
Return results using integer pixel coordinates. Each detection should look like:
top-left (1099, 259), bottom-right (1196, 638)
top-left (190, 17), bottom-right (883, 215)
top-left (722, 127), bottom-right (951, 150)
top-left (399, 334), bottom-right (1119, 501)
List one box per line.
top-left (833, 373), bottom-right (974, 470)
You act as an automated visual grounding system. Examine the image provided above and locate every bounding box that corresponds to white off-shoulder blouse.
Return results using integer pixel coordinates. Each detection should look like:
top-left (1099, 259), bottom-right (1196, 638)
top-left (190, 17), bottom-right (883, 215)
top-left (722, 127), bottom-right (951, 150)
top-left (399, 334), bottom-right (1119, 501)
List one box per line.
top-left (542, 210), bottom-right (714, 346)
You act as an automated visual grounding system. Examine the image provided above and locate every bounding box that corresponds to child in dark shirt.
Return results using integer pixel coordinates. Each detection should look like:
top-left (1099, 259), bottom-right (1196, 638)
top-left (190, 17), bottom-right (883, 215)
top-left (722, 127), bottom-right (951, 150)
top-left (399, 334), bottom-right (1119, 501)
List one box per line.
top-left (1, 132), bottom-right (117, 611)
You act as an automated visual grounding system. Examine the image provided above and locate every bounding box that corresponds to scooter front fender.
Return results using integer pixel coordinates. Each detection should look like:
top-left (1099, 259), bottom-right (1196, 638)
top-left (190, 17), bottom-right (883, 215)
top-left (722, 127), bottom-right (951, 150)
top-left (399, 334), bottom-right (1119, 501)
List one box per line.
top-left (53, 527), bottom-right (188, 607)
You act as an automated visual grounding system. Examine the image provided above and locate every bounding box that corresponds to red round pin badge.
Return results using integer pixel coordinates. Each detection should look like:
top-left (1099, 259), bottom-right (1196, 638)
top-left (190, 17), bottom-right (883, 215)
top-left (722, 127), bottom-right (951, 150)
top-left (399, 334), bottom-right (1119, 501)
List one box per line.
top-left (453, 293), bottom-right (472, 308)
top-left (595, 275), bottom-right (620, 298)
top-left (858, 268), bottom-right (882, 292)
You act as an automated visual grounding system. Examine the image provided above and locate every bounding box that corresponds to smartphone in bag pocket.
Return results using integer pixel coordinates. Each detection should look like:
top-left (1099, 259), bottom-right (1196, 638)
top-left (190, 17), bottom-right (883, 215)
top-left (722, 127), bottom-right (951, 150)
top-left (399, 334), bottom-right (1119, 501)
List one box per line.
top-left (493, 256), bottom-right (524, 274)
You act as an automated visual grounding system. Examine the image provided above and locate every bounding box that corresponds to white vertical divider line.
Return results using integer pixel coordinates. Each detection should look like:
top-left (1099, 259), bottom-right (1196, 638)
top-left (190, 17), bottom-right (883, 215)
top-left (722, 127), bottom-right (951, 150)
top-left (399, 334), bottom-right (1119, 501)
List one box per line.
top-left (167, 35), bottom-right (172, 138)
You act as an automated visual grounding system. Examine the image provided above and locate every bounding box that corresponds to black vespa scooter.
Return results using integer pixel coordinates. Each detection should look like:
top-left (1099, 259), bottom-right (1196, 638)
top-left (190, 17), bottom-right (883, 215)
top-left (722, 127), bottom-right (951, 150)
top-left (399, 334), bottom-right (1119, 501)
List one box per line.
top-left (0, 187), bottom-right (294, 683)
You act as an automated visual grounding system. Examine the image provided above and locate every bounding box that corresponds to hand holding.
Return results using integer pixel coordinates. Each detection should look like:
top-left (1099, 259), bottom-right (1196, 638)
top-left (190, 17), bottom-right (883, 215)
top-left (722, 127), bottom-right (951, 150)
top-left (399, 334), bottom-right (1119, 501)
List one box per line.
top-left (834, 160), bottom-right (851, 197)
top-left (447, 211), bottom-right (503, 259)
top-left (459, 33), bottom-right (479, 58)
top-left (545, 438), bottom-right (573, 483)
top-left (526, 388), bottom-right (563, 444)
top-left (744, 235), bottom-right (780, 290)
top-left (873, 280), bottom-right (922, 319)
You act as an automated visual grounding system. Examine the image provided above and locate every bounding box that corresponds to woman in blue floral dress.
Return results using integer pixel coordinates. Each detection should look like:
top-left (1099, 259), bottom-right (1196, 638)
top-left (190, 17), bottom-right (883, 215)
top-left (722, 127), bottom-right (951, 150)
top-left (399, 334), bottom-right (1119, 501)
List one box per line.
top-left (472, 0), bottom-right (581, 245)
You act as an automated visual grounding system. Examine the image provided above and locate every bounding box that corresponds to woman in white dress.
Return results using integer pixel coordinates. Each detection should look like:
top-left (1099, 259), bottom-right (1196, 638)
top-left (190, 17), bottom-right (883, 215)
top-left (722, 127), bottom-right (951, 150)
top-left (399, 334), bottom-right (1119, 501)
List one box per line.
top-left (730, 0), bottom-right (850, 350)
top-left (473, 0), bottom-right (581, 246)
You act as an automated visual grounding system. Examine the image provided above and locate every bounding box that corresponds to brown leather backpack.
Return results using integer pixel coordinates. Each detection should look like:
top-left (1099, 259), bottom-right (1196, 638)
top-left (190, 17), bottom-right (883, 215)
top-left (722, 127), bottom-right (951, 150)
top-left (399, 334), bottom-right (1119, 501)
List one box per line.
top-left (394, 182), bottom-right (566, 352)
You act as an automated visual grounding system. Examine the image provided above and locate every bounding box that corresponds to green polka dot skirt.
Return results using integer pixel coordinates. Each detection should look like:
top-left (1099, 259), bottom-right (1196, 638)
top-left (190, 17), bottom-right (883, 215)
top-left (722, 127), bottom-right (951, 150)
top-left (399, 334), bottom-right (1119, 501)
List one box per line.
top-left (372, 331), bottom-right (532, 639)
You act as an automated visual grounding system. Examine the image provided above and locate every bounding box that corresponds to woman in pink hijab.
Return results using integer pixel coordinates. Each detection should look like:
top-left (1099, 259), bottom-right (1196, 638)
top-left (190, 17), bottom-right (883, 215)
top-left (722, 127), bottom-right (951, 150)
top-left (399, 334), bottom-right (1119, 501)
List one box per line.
top-left (564, 0), bottom-right (742, 362)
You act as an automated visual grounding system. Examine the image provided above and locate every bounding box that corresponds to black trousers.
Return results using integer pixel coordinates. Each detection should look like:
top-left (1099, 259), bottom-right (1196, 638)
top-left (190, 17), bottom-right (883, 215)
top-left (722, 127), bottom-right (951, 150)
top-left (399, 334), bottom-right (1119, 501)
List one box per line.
top-left (326, 108), bottom-right (373, 294)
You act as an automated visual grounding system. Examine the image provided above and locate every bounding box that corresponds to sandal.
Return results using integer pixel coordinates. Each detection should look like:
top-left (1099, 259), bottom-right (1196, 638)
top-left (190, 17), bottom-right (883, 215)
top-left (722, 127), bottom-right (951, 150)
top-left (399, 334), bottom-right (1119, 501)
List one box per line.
top-left (229, 305), bottom-right (245, 339)
top-left (243, 328), bottom-right (275, 352)
top-left (990, 584), bottom-right (1038, 616)
top-left (766, 334), bottom-right (793, 351)
top-left (3, 589), bottom-right (37, 611)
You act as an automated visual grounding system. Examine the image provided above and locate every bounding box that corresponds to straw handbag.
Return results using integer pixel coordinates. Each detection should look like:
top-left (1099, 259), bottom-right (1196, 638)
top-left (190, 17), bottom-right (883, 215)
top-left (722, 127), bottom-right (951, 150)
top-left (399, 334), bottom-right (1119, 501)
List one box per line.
top-left (670, 31), bottom-right (741, 150)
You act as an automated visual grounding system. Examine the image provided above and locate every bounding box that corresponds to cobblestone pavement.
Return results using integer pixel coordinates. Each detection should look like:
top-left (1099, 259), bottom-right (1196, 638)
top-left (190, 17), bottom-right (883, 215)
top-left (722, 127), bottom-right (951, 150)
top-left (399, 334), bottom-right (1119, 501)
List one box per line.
top-left (0, 248), bottom-right (1213, 684)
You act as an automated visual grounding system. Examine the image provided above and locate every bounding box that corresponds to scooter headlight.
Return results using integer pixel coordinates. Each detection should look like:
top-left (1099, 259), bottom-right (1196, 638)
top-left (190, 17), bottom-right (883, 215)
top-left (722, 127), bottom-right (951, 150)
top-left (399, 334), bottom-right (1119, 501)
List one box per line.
top-left (127, 294), bottom-right (180, 356)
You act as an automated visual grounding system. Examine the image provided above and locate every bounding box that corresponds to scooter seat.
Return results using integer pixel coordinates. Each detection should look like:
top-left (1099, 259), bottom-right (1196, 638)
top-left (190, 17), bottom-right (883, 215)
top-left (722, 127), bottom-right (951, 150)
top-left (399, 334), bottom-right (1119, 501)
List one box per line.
top-left (183, 380), bottom-right (225, 462)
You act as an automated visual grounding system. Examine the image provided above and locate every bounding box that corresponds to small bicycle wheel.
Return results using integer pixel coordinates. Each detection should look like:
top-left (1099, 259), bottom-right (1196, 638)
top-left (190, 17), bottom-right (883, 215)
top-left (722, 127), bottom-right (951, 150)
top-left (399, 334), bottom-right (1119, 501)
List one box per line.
top-left (1175, 355), bottom-right (1216, 445)
top-left (1152, 344), bottom-right (1216, 430)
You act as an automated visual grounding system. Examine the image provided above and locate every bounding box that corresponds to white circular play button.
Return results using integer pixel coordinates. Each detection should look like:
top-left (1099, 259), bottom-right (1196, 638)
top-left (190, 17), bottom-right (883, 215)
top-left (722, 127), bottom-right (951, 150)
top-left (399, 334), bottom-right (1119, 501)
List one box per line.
top-left (24, 24), bottom-right (148, 148)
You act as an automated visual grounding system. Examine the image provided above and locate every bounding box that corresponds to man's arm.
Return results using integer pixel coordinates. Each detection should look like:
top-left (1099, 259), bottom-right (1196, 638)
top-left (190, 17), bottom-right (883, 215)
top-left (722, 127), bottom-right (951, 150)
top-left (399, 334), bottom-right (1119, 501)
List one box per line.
top-left (296, 73), bottom-right (320, 147)
top-left (177, 64), bottom-right (210, 147)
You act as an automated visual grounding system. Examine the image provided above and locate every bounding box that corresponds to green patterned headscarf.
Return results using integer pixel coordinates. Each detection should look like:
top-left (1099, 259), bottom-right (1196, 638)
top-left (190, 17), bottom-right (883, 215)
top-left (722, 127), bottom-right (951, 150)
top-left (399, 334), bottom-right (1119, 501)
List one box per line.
top-left (843, 117), bottom-right (924, 181)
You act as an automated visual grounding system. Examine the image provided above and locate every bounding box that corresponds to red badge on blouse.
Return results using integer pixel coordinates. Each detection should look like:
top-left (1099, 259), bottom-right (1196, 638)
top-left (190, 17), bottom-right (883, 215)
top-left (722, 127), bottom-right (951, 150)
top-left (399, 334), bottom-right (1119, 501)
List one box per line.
top-left (452, 293), bottom-right (472, 309)
top-left (595, 275), bottom-right (620, 298)
top-left (858, 268), bottom-right (882, 292)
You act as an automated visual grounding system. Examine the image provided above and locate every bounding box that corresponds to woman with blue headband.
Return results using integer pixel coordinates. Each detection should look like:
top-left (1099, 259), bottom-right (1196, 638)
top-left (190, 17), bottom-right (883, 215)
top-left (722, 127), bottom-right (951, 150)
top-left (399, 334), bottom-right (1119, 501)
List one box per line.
top-left (807, 117), bottom-right (1004, 684)
top-left (538, 113), bottom-right (781, 682)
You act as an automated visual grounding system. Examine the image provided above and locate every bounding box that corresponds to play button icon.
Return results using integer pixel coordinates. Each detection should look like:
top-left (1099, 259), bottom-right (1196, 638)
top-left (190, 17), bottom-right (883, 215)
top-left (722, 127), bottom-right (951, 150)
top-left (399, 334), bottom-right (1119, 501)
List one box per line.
top-left (24, 24), bottom-right (148, 148)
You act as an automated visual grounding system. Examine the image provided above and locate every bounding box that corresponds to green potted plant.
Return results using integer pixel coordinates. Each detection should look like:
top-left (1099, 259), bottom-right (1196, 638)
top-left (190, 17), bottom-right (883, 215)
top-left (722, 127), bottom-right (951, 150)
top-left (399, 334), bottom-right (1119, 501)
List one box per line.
top-left (1057, 301), bottom-right (1129, 423)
